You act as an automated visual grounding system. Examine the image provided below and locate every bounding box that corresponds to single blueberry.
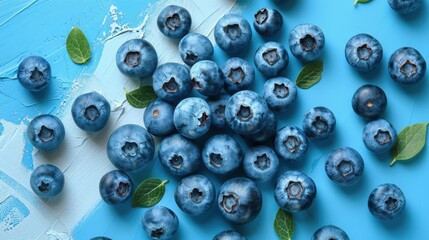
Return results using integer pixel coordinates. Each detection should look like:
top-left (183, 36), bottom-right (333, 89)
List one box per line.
top-left (158, 133), bottom-right (200, 176)
top-left (207, 93), bottom-right (230, 129)
top-left (352, 84), bottom-right (387, 120)
top-left (99, 170), bottom-right (133, 205)
top-left (263, 77), bottom-right (298, 112)
top-left (144, 98), bottom-right (176, 137)
top-left (289, 24), bottom-right (325, 62)
top-left (345, 33), bottom-right (383, 72)
top-left (71, 91), bottom-right (111, 132)
top-left (302, 106), bottom-right (336, 140)
top-left (245, 109), bottom-right (277, 145)
top-left (362, 119), bottom-right (397, 153)
top-left (325, 147), bottom-right (364, 186)
top-left (254, 41), bottom-right (289, 78)
top-left (388, 0), bottom-right (423, 14)
top-left (17, 56), bottom-right (51, 91)
top-left (116, 39), bottom-right (158, 79)
top-left (312, 225), bottom-right (350, 240)
top-left (152, 62), bottom-right (192, 104)
top-left (368, 183), bottom-right (406, 220)
top-left (214, 14), bottom-right (252, 55)
top-left (106, 124), bottom-right (155, 173)
top-left (253, 8), bottom-right (283, 36)
top-left (202, 134), bottom-right (243, 175)
top-left (157, 5), bottom-right (192, 39)
top-left (30, 164), bottom-right (64, 199)
top-left (179, 33), bottom-right (214, 66)
top-left (217, 177), bottom-right (262, 225)
top-left (174, 174), bottom-right (215, 216)
top-left (213, 230), bottom-right (247, 240)
top-left (388, 47), bottom-right (426, 85)
top-left (173, 97), bottom-right (211, 139)
top-left (243, 146), bottom-right (279, 182)
top-left (274, 125), bottom-right (308, 162)
top-left (142, 206), bottom-right (179, 240)
top-left (222, 57), bottom-right (255, 94)
top-left (27, 114), bottom-right (65, 151)
top-left (190, 60), bottom-right (224, 97)
top-left (274, 170), bottom-right (317, 213)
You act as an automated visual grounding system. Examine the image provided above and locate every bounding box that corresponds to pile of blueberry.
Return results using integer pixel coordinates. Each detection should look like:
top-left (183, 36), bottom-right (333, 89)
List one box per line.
top-left (18, 0), bottom-right (426, 239)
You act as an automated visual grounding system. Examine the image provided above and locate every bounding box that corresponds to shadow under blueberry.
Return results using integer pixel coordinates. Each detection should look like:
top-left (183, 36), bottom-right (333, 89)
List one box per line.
top-left (356, 61), bottom-right (385, 82)
top-left (396, 2), bottom-right (426, 22)
top-left (376, 206), bottom-right (409, 232)
top-left (272, 0), bottom-right (300, 10)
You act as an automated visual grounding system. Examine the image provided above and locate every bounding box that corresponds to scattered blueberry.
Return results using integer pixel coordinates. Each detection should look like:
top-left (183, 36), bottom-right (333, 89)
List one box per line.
top-left (222, 57), bottom-right (255, 94)
top-left (179, 33), bottom-right (214, 66)
top-left (312, 225), bottom-right (350, 240)
top-left (362, 119), bottom-right (397, 153)
top-left (174, 174), bottom-right (215, 216)
top-left (152, 62), bottom-right (192, 104)
top-left (289, 24), bottom-right (325, 62)
top-left (388, 47), bottom-right (426, 85)
top-left (218, 177), bottom-right (262, 224)
top-left (30, 164), bottom-right (64, 199)
top-left (213, 230), bottom-right (247, 240)
top-left (345, 33), bottom-right (383, 72)
top-left (144, 98), bottom-right (176, 138)
top-left (190, 60), bottom-right (224, 97)
top-left (107, 124), bottom-right (155, 173)
top-left (263, 77), bottom-right (298, 112)
top-left (214, 14), bottom-right (252, 55)
top-left (325, 147), bottom-right (364, 186)
top-left (27, 114), bottom-right (65, 151)
top-left (207, 93), bottom-right (230, 129)
top-left (275, 170), bottom-right (317, 213)
top-left (99, 170), bottom-right (133, 205)
top-left (253, 8), bottom-right (283, 36)
top-left (302, 106), bottom-right (336, 140)
top-left (202, 134), bottom-right (243, 175)
top-left (173, 97), bottom-right (211, 139)
top-left (157, 5), bottom-right (192, 39)
top-left (116, 39), bottom-right (158, 79)
top-left (352, 84), bottom-right (387, 120)
top-left (388, 0), bottom-right (423, 14)
top-left (158, 133), bottom-right (200, 176)
top-left (245, 109), bottom-right (277, 144)
top-left (71, 91), bottom-right (111, 132)
top-left (254, 41), bottom-right (289, 78)
top-left (274, 125), bottom-right (308, 162)
top-left (142, 206), bottom-right (179, 240)
top-left (243, 146), bottom-right (279, 182)
top-left (17, 56), bottom-right (51, 91)
top-left (368, 183), bottom-right (406, 220)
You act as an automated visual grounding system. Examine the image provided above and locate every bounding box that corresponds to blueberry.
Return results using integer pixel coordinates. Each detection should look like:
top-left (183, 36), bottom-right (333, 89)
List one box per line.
top-left (245, 109), bottom-right (277, 145)
top-left (289, 24), bottom-right (325, 62)
top-left (144, 98), bottom-right (176, 137)
top-left (253, 8), bottom-right (283, 36)
top-left (274, 126), bottom-right (308, 162)
top-left (222, 57), bottom-right (255, 94)
top-left (30, 164), bottom-right (64, 199)
top-left (243, 146), bottom-right (279, 182)
top-left (368, 183), bottom-right (406, 220)
top-left (263, 77), bottom-right (298, 112)
top-left (218, 177), bottom-right (262, 225)
top-left (107, 124), bottom-right (155, 173)
top-left (71, 91), bottom-right (111, 132)
top-left (213, 230), bottom-right (247, 240)
top-left (190, 60), bottom-right (224, 97)
top-left (254, 41), bottom-right (289, 78)
top-left (345, 33), bottom-right (383, 72)
top-left (325, 147), bottom-right (364, 186)
top-left (179, 33), bottom-right (214, 66)
top-left (152, 62), bottom-right (192, 104)
top-left (17, 56), bottom-right (51, 91)
top-left (388, 47), bottom-right (426, 85)
top-left (116, 39), bottom-right (158, 79)
top-left (312, 225), bottom-right (350, 240)
top-left (352, 84), bottom-right (387, 120)
top-left (158, 134), bottom-right (200, 176)
top-left (202, 134), bottom-right (243, 175)
top-left (173, 97), bottom-right (211, 139)
top-left (142, 206), bottom-right (179, 240)
top-left (388, 0), bottom-right (423, 14)
top-left (90, 237), bottom-right (112, 240)
top-left (207, 93), bottom-right (230, 129)
top-left (225, 90), bottom-right (269, 135)
top-left (302, 106), bottom-right (336, 140)
top-left (174, 174), bottom-right (215, 216)
top-left (27, 114), bottom-right (65, 151)
top-left (274, 170), bottom-right (317, 213)
top-left (157, 5), bottom-right (192, 39)
top-left (214, 14), bottom-right (252, 55)
top-left (99, 170), bottom-right (133, 205)
top-left (362, 119), bottom-right (397, 153)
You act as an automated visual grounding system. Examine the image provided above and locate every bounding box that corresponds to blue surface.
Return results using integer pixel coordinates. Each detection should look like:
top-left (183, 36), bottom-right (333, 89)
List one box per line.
top-left (1, 0), bottom-right (429, 239)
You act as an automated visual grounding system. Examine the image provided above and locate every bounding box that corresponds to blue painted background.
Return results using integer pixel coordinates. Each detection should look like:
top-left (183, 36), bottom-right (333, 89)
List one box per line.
top-left (1, 0), bottom-right (429, 239)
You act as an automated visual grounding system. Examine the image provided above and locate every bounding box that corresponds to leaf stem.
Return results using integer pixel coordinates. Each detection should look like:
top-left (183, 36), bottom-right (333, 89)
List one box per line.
top-left (389, 158), bottom-right (396, 167)
top-left (161, 179), bottom-right (169, 185)
top-left (354, 0), bottom-right (358, 6)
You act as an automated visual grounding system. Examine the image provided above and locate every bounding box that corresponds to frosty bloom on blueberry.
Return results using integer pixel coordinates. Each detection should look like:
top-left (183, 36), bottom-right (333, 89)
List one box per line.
top-left (214, 14), bottom-right (252, 54)
top-left (302, 106), bottom-right (336, 140)
top-left (143, 98), bottom-right (176, 138)
top-left (289, 23), bottom-right (325, 62)
top-left (179, 33), bottom-right (214, 66)
top-left (27, 114), bottom-right (65, 151)
top-left (274, 125), bottom-right (308, 162)
top-left (222, 57), bottom-right (255, 94)
top-left (345, 33), bottom-right (383, 72)
top-left (202, 134), bottom-right (243, 175)
top-left (99, 170), bottom-right (133, 205)
top-left (30, 164), bottom-right (64, 199)
top-left (116, 39), bottom-right (158, 79)
top-left (362, 119), bottom-right (397, 153)
top-left (142, 206), bottom-right (179, 240)
top-left (388, 47), bottom-right (426, 85)
top-left (71, 91), bottom-right (111, 132)
top-left (213, 230), bottom-right (247, 240)
top-left (152, 62), bottom-right (192, 103)
top-left (17, 56), bottom-right (51, 91)
top-left (253, 8), bottom-right (283, 36)
top-left (254, 41), bottom-right (289, 78)
top-left (157, 5), bottom-right (192, 39)
top-left (368, 183), bottom-right (406, 220)
top-left (173, 97), bottom-right (211, 139)
top-left (312, 225), bottom-right (350, 240)
top-left (325, 147), bottom-right (364, 186)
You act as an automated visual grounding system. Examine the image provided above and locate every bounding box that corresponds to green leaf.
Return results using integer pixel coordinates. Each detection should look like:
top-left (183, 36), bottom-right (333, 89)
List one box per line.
top-left (295, 61), bottom-right (323, 89)
top-left (66, 27), bottom-right (91, 64)
top-left (125, 86), bottom-right (157, 108)
top-left (390, 122), bottom-right (429, 166)
top-left (132, 178), bottom-right (169, 207)
top-left (354, 0), bottom-right (372, 6)
top-left (274, 208), bottom-right (294, 240)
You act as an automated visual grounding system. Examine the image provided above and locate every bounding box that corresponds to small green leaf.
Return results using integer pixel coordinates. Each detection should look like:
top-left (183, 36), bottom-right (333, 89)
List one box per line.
top-left (66, 27), bottom-right (91, 64)
top-left (132, 178), bottom-right (169, 207)
top-left (125, 86), bottom-right (157, 108)
top-left (390, 122), bottom-right (429, 166)
top-left (274, 208), bottom-right (294, 240)
top-left (296, 61), bottom-right (323, 89)
top-left (354, 0), bottom-right (372, 6)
